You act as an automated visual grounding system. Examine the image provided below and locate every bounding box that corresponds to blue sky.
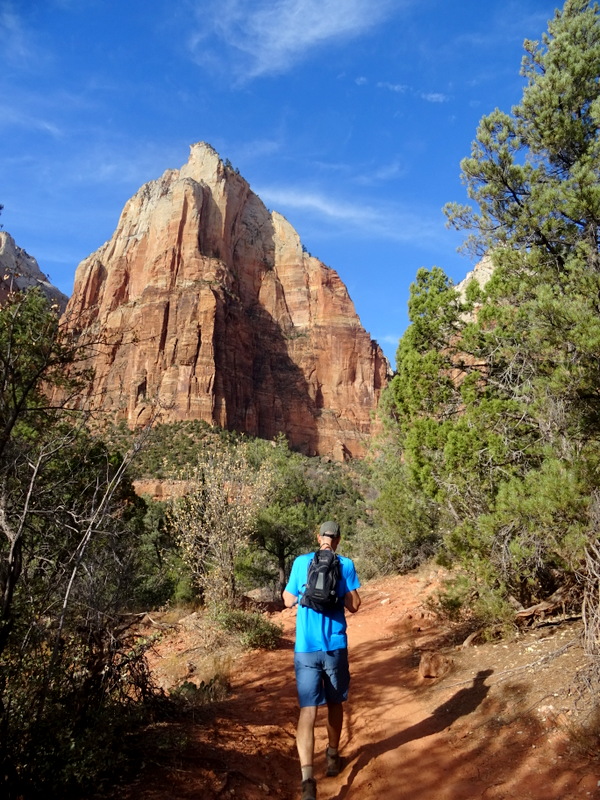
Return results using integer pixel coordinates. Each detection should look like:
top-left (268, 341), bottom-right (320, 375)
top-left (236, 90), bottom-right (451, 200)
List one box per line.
top-left (1, 0), bottom-right (561, 365)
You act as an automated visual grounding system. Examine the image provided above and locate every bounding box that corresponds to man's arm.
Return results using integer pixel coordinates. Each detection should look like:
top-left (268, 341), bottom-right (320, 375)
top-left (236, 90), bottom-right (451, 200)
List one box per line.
top-left (282, 589), bottom-right (298, 608)
top-left (344, 589), bottom-right (361, 613)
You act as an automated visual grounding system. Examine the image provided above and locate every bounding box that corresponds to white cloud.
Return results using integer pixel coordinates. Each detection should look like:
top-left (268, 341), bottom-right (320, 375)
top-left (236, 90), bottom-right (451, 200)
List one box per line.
top-left (62, 142), bottom-right (185, 189)
top-left (376, 81), bottom-right (448, 104)
top-left (0, 102), bottom-right (63, 137)
top-left (373, 160), bottom-right (404, 181)
top-left (421, 92), bottom-right (449, 103)
top-left (0, 81), bottom-right (104, 138)
top-left (453, 4), bottom-right (553, 50)
top-left (256, 185), bottom-right (446, 246)
top-left (0, 4), bottom-right (35, 65)
top-left (189, 0), bottom-right (401, 79)
top-left (377, 81), bottom-right (408, 93)
top-left (355, 159), bottom-right (406, 185)
top-left (304, 155), bottom-right (405, 185)
top-left (261, 187), bottom-right (372, 223)
top-left (229, 137), bottom-right (283, 164)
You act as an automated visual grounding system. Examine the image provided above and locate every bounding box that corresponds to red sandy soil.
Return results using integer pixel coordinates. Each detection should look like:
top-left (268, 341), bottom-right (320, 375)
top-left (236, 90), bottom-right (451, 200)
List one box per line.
top-left (120, 568), bottom-right (600, 800)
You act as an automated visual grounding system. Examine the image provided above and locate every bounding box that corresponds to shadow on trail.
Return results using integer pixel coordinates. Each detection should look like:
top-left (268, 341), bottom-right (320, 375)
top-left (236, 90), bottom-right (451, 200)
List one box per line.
top-left (333, 670), bottom-right (494, 800)
top-left (429, 668), bottom-right (493, 719)
top-left (117, 625), bottom-right (302, 800)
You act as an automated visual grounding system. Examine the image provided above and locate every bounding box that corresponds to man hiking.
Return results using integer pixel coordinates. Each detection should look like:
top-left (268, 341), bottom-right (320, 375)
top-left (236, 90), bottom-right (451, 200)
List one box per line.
top-left (283, 521), bottom-right (361, 800)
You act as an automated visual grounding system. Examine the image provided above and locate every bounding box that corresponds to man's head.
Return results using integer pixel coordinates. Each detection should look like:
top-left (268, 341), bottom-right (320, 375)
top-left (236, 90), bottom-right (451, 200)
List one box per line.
top-left (318, 520), bottom-right (340, 550)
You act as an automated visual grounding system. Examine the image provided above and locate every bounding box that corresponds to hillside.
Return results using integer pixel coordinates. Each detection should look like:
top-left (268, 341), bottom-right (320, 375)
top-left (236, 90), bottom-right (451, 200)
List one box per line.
top-left (119, 569), bottom-right (599, 800)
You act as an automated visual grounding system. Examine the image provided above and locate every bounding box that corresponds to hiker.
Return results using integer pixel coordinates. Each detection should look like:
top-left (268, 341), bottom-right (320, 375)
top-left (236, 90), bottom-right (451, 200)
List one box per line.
top-left (282, 520), bottom-right (361, 800)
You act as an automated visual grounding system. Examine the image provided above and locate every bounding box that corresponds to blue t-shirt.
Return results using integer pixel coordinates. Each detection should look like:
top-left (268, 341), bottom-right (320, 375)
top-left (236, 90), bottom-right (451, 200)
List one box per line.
top-left (285, 551), bottom-right (360, 653)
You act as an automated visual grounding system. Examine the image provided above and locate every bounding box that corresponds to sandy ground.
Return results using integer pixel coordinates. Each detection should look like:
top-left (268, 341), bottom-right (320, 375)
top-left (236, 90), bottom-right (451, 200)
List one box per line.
top-left (120, 568), bottom-right (600, 800)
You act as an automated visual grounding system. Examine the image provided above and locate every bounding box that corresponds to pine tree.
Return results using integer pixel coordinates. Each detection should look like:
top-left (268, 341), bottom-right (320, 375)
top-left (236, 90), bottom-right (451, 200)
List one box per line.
top-left (379, 1), bottom-right (600, 621)
top-left (445, 0), bottom-right (600, 455)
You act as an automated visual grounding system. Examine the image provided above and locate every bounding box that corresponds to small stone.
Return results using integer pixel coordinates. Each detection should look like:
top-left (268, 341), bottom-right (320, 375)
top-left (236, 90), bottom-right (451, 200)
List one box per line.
top-left (418, 651), bottom-right (453, 679)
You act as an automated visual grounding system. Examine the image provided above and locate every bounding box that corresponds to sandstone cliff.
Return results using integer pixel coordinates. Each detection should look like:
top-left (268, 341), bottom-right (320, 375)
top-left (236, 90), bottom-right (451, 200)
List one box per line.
top-left (456, 254), bottom-right (494, 304)
top-left (0, 231), bottom-right (68, 311)
top-left (65, 142), bottom-right (390, 458)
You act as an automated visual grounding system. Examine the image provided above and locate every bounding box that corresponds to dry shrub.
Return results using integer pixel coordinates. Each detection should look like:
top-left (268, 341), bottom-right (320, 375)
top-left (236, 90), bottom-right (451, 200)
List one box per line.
top-left (167, 442), bottom-right (275, 606)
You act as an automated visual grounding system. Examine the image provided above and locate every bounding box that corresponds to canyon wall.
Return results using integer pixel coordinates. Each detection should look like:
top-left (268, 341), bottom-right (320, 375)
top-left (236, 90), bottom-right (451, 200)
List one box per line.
top-left (65, 142), bottom-right (390, 458)
top-left (0, 231), bottom-right (68, 310)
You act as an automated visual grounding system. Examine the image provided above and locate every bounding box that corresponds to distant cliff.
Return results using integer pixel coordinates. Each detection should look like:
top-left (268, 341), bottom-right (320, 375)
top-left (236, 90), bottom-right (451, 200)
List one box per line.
top-left (0, 231), bottom-right (68, 311)
top-left (65, 142), bottom-right (390, 458)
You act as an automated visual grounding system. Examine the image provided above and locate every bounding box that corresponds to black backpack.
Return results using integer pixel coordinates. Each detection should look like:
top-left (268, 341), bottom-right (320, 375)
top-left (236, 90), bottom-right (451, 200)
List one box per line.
top-left (300, 549), bottom-right (342, 613)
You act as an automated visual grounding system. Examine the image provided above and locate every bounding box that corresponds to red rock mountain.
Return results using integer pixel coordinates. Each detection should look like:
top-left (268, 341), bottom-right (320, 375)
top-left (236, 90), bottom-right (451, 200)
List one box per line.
top-left (65, 142), bottom-right (390, 458)
top-left (0, 231), bottom-right (68, 311)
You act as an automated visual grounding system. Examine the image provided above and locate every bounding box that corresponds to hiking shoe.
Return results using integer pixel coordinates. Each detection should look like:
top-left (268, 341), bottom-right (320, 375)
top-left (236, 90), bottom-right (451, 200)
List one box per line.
top-left (326, 749), bottom-right (341, 777)
top-left (301, 777), bottom-right (317, 800)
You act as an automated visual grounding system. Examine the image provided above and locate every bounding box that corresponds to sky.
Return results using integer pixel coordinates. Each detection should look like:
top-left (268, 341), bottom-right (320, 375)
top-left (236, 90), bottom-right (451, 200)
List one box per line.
top-left (1, 0), bottom-right (563, 365)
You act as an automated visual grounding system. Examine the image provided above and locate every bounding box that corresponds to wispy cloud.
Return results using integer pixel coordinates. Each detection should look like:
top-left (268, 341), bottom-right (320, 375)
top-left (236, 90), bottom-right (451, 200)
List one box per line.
top-left (420, 92), bottom-right (449, 103)
top-left (0, 102), bottom-right (63, 136)
top-left (355, 159), bottom-right (406, 185)
top-left (305, 155), bottom-right (406, 186)
top-left (261, 187), bottom-right (374, 223)
top-left (0, 82), bottom-right (102, 138)
top-left (377, 81), bottom-right (408, 93)
top-left (60, 142), bottom-right (185, 189)
top-left (367, 79), bottom-right (449, 104)
top-left (0, 4), bottom-right (33, 65)
top-left (189, 0), bottom-right (401, 79)
top-left (228, 137), bottom-right (283, 165)
top-left (256, 185), bottom-right (446, 246)
top-left (433, 3), bottom-right (555, 74)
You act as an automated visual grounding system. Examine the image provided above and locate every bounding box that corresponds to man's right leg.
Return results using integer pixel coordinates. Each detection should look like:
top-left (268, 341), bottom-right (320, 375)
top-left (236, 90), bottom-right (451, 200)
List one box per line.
top-left (322, 649), bottom-right (350, 778)
top-left (294, 652), bottom-right (325, 799)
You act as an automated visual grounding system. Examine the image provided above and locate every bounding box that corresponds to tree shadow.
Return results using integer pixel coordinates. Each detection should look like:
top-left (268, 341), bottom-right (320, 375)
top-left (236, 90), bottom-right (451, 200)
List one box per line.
top-left (331, 669), bottom-right (494, 799)
top-left (118, 610), bottom-right (589, 800)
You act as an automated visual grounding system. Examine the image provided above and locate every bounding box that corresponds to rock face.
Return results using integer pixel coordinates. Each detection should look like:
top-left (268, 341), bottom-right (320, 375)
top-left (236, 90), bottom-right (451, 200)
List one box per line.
top-left (0, 231), bottom-right (68, 311)
top-left (66, 142), bottom-right (390, 458)
top-left (457, 254), bottom-right (494, 295)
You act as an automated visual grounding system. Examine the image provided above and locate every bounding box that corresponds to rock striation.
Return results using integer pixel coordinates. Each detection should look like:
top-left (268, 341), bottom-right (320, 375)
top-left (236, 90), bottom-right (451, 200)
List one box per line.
top-left (65, 142), bottom-right (390, 458)
top-left (0, 231), bottom-right (68, 311)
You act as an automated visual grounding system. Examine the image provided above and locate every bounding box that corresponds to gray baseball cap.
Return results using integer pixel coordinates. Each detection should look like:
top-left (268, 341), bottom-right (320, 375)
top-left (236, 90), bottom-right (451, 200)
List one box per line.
top-left (319, 520), bottom-right (340, 537)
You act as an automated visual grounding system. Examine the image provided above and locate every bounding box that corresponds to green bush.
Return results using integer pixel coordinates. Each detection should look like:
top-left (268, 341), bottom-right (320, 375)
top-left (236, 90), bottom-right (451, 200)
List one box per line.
top-left (1, 637), bottom-right (162, 799)
top-left (128, 499), bottom-right (196, 610)
top-left (215, 609), bottom-right (282, 650)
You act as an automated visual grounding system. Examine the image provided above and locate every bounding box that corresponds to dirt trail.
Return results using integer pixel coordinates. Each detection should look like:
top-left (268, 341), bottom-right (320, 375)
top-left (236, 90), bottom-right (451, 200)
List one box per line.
top-left (122, 570), bottom-right (600, 800)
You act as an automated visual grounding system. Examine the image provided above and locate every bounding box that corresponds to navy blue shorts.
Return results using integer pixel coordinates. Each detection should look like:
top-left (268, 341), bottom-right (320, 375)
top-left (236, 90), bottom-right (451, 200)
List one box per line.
top-left (294, 648), bottom-right (350, 708)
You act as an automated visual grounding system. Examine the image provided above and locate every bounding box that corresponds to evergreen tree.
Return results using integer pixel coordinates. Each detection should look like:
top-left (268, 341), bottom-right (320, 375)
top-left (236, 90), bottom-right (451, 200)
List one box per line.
top-left (379, 1), bottom-right (600, 622)
top-left (444, 0), bottom-right (600, 450)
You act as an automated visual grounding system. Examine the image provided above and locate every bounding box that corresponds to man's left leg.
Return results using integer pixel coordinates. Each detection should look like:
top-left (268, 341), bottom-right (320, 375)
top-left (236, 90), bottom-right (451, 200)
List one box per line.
top-left (325, 701), bottom-right (343, 776)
